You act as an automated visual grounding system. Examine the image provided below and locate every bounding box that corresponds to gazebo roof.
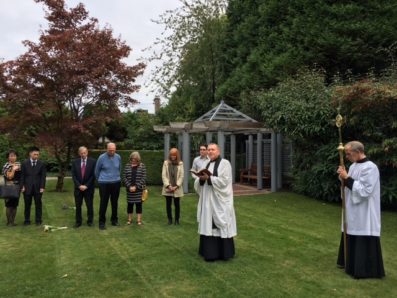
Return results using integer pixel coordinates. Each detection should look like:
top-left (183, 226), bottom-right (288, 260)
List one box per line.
top-left (153, 101), bottom-right (271, 134)
top-left (194, 101), bottom-right (257, 122)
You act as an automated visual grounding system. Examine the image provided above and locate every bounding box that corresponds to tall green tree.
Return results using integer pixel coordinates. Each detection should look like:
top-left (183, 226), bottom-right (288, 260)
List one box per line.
top-left (218, 0), bottom-right (397, 104)
top-left (0, 0), bottom-right (145, 191)
top-left (171, 15), bottom-right (228, 118)
top-left (146, 0), bottom-right (228, 120)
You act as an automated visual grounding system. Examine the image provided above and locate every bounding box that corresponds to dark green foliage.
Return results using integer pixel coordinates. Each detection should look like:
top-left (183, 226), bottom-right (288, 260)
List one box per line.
top-left (105, 118), bottom-right (128, 142)
top-left (292, 143), bottom-right (341, 202)
top-left (174, 16), bottom-right (228, 117)
top-left (121, 112), bottom-right (163, 150)
top-left (218, 0), bottom-right (397, 104)
top-left (89, 150), bottom-right (164, 185)
top-left (252, 69), bottom-right (340, 201)
top-left (155, 0), bottom-right (397, 121)
top-left (0, 137), bottom-right (60, 174)
top-left (247, 69), bottom-right (335, 142)
top-left (254, 68), bottom-right (397, 206)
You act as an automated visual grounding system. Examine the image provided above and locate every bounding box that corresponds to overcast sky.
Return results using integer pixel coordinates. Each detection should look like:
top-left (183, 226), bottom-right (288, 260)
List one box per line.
top-left (0, 0), bottom-right (182, 113)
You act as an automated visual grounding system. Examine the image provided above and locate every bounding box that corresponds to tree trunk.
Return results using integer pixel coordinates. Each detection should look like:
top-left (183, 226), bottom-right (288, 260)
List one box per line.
top-left (56, 173), bottom-right (65, 192)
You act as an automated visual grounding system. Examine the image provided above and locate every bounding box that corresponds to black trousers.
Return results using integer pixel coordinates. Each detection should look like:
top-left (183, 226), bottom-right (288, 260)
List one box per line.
top-left (74, 189), bottom-right (94, 224)
top-left (24, 192), bottom-right (43, 223)
top-left (165, 196), bottom-right (180, 221)
top-left (127, 202), bottom-right (142, 214)
top-left (98, 182), bottom-right (121, 226)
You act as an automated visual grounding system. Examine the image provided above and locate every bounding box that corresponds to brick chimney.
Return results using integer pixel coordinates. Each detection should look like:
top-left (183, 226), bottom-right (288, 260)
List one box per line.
top-left (153, 97), bottom-right (161, 114)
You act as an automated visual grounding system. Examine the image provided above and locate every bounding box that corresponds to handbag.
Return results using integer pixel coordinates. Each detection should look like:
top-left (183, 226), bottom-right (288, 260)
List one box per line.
top-left (0, 184), bottom-right (20, 199)
top-left (142, 189), bottom-right (149, 202)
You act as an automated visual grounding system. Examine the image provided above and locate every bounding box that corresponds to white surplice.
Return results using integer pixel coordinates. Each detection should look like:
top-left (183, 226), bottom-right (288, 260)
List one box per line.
top-left (343, 160), bottom-right (381, 236)
top-left (194, 159), bottom-right (237, 238)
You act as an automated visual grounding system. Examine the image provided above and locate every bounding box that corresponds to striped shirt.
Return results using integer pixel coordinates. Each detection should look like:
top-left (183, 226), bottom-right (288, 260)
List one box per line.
top-left (123, 163), bottom-right (147, 203)
top-left (2, 162), bottom-right (21, 184)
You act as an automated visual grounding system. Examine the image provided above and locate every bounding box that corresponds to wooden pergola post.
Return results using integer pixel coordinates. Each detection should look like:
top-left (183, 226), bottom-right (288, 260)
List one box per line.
top-left (230, 134), bottom-right (236, 183)
top-left (257, 132), bottom-right (263, 190)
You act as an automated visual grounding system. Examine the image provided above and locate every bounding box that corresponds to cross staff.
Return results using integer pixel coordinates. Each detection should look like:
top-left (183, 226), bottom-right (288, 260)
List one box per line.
top-left (336, 113), bottom-right (347, 266)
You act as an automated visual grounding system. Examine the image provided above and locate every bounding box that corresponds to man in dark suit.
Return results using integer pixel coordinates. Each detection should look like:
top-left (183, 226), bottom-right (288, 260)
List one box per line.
top-left (20, 146), bottom-right (46, 225)
top-left (71, 146), bottom-right (96, 228)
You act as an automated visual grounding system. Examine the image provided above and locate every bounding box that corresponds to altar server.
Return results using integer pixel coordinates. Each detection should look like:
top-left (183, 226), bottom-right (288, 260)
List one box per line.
top-left (337, 141), bottom-right (385, 279)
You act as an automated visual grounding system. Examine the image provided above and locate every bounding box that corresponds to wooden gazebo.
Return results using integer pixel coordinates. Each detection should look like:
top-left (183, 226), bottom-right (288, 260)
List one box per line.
top-left (154, 101), bottom-right (284, 193)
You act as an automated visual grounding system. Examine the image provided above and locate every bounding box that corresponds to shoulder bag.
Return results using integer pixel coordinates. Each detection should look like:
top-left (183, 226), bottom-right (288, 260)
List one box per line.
top-left (0, 184), bottom-right (20, 199)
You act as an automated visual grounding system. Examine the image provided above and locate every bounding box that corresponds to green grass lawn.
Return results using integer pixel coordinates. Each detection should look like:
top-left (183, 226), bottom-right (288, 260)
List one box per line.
top-left (0, 180), bottom-right (396, 297)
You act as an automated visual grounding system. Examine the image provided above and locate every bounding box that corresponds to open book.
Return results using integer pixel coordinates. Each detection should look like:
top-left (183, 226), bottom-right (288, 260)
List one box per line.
top-left (190, 168), bottom-right (212, 177)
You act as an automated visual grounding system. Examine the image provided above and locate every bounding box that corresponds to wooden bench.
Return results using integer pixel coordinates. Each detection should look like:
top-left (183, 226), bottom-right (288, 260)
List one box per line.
top-left (240, 164), bottom-right (271, 186)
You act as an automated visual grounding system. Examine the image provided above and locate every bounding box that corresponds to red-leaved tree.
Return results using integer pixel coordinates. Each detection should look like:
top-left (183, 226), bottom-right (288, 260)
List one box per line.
top-left (0, 0), bottom-right (145, 191)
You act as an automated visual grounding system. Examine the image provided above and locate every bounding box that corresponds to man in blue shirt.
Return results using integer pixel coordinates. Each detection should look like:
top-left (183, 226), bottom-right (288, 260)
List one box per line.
top-left (95, 142), bottom-right (122, 230)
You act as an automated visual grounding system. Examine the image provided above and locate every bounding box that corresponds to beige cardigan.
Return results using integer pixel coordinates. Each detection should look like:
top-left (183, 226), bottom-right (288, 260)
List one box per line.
top-left (161, 160), bottom-right (184, 197)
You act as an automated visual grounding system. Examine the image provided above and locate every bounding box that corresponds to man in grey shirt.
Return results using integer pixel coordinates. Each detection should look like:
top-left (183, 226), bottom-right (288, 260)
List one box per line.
top-left (191, 144), bottom-right (210, 179)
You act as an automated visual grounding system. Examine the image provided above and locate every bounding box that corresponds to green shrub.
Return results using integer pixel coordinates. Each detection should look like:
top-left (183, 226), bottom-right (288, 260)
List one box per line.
top-left (253, 68), bottom-right (397, 207)
top-left (335, 75), bottom-right (397, 207)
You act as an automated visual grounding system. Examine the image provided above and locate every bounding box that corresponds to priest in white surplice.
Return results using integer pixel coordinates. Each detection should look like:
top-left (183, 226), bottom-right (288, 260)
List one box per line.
top-left (337, 141), bottom-right (385, 278)
top-left (194, 143), bottom-right (237, 261)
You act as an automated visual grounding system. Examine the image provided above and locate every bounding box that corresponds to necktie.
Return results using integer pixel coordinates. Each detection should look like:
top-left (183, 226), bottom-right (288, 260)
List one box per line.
top-left (32, 161), bottom-right (36, 167)
top-left (81, 159), bottom-right (86, 178)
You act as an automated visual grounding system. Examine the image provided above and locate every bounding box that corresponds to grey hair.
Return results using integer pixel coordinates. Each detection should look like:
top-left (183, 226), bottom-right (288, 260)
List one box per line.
top-left (129, 151), bottom-right (141, 162)
top-left (345, 141), bottom-right (365, 153)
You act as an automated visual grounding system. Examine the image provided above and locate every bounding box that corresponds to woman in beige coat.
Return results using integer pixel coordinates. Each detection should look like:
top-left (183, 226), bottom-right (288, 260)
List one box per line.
top-left (162, 148), bottom-right (184, 225)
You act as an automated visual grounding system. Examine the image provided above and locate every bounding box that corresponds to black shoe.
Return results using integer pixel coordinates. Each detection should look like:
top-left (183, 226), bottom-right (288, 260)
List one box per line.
top-left (87, 222), bottom-right (93, 227)
top-left (24, 221), bottom-right (31, 226)
top-left (99, 225), bottom-right (106, 230)
top-left (111, 222), bottom-right (120, 226)
top-left (73, 223), bottom-right (82, 228)
top-left (175, 219), bottom-right (179, 225)
top-left (35, 221), bottom-right (42, 226)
